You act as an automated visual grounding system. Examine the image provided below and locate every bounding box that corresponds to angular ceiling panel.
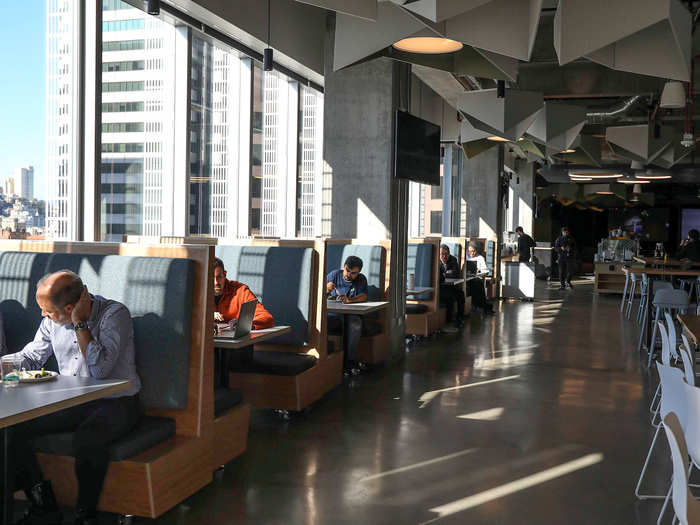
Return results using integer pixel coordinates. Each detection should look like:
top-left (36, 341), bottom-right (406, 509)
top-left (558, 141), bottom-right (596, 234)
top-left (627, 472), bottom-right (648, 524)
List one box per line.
top-left (526, 102), bottom-right (586, 152)
top-left (397, 0), bottom-right (491, 22)
top-left (605, 124), bottom-right (675, 163)
top-left (445, 0), bottom-right (543, 61)
top-left (458, 88), bottom-right (544, 142)
top-left (294, 0), bottom-right (378, 21)
top-left (554, 0), bottom-right (692, 81)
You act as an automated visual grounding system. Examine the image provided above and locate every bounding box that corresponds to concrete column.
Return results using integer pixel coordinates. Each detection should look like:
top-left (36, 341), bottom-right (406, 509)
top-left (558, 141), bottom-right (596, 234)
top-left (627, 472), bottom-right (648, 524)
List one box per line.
top-left (462, 146), bottom-right (501, 239)
top-left (323, 14), bottom-right (409, 357)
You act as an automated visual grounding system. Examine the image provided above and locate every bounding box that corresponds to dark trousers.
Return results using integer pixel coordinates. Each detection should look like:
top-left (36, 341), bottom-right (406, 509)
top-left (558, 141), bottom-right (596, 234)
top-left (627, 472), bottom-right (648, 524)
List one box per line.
top-left (439, 285), bottom-right (465, 321)
top-left (559, 258), bottom-right (574, 286)
top-left (328, 313), bottom-right (363, 364)
top-left (9, 394), bottom-right (140, 511)
top-left (519, 254), bottom-right (531, 263)
top-left (467, 277), bottom-right (488, 309)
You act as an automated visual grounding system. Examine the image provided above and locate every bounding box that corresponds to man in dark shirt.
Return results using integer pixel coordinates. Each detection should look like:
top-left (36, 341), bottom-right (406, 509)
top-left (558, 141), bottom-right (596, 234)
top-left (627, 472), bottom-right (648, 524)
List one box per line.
top-left (326, 256), bottom-right (368, 375)
top-left (439, 245), bottom-right (465, 326)
top-left (516, 226), bottom-right (536, 263)
top-left (678, 229), bottom-right (700, 262)
top-left (554, 227), bottom-right (577, 290)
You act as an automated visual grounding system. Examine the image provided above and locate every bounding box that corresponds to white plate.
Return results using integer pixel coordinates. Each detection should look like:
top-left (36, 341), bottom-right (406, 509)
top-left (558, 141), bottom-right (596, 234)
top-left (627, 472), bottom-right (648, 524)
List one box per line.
top-left (19, 371), bottom-right (58, 383)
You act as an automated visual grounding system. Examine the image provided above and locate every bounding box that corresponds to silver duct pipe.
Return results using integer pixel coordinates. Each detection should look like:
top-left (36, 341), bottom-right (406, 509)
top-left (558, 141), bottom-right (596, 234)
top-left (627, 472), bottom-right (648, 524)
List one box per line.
top-left (586, 95), bottom-right (645, 123)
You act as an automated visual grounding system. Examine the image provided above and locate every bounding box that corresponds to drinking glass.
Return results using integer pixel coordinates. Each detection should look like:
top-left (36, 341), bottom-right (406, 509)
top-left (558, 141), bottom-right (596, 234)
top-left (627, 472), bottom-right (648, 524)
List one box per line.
top-left (1, 355), bottom-right (22, 387)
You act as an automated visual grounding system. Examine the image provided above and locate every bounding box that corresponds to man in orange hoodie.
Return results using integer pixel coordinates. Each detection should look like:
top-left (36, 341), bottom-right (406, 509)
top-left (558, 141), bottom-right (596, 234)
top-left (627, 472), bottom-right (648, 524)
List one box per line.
top-left (213, 257), bottom-right (274, 329)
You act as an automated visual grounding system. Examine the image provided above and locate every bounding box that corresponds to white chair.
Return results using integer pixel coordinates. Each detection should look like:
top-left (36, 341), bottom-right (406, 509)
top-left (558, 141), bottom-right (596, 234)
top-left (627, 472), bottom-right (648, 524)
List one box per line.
top-left (680, 343), bottom-right (696, 387)
top-left (648, 289), bottom-right (689, 368)
top-left (666, 311), bottom-right (682, 363)
top-left (636, 361), bottom-right (686, 500)
top-left (662, 412), bottom-right (700, 525)
top-left (651, 322), bottom-right (675, 425)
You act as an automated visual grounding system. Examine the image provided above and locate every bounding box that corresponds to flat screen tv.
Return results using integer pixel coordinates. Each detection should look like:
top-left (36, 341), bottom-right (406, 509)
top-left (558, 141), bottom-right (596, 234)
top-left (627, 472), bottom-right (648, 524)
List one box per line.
top-left (394, 110), bottom-right (441, 186)
top-left (608, 207), bottom-right (670, 242)
top-left (681, 209), bottom-right (700, 240)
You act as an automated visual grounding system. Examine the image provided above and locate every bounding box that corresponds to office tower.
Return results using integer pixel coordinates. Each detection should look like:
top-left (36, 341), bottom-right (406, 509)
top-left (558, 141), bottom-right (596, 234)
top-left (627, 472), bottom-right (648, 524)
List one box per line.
top-left (13, 166), bottom-right (35, 200)
top-left (45, 0), bottom-right (79, 239)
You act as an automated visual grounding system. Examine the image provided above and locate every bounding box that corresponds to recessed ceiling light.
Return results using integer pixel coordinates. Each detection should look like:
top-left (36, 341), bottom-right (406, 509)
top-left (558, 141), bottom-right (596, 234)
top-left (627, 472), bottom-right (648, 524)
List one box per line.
top-left (486, 136), bottom-right (510, 142)
top-left (559, 149), bottom-right (576, 153)
top-left (596, 191), bottom-right (614, 195)
top-left (392, 37), bottom-right (464, 54)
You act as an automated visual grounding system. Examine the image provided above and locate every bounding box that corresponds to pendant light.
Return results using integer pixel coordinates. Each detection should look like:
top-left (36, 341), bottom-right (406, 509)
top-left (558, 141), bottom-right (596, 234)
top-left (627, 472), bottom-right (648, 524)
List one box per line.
top-left (147, 0), bottom-right (160, 16)
top-left (264, 0), bottom-right (273, 71)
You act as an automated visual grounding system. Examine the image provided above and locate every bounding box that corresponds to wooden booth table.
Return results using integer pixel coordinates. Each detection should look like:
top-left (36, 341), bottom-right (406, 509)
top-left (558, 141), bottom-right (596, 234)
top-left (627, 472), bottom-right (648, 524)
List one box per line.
top-left (0, 377), bottom-right (130, 525)
top-left (634, 256), bottom-right (700, 268)
top-left (326, 301), bottom-right (389, 315)
top-left (214, 326), bottom-right (292, 387)
top-left (679, 315), bottom-right (700, 346)
top-left (622, 266), bottom-right (700, 353)
top-left (406, 286), bottom-right (434, 297)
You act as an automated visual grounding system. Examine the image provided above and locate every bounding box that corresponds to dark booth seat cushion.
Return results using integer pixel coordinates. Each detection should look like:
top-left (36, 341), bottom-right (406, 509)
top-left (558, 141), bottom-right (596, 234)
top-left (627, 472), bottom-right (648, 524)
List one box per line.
top-left (33, 416), bottom-right (176, 462)
top-left (234, 351), bottom-right (317, 376)
top-left (214, 387), bottom-right (243, 417)
top-left (405, 304), bottom-right (429, 315)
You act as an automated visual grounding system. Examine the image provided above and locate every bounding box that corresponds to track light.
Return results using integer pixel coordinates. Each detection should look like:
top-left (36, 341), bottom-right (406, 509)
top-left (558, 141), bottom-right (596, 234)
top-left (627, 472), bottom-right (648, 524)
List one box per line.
top-left (147, 0), bottom-right (160, 16)
top-left (497, 80), bottom-right (505, 99)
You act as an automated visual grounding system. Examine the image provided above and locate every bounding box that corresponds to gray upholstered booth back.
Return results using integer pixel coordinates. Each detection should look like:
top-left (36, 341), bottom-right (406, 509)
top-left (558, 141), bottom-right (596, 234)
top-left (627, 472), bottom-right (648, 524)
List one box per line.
top-left (215, 246), bottom-right (314, 346)
top-left (0, 252), bottom-right (194, 410)
top-left (325, 245), bottom-right (384, 301)
top-left (406, 243), bottom-right (434, 300)
top-left (442, 242), bottom-right (461, 265)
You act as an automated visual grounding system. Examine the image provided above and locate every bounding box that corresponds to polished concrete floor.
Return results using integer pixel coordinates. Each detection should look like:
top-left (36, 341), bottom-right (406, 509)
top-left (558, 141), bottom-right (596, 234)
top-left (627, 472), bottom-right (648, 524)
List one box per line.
top-left (154, 279), bottom-right (671, 525)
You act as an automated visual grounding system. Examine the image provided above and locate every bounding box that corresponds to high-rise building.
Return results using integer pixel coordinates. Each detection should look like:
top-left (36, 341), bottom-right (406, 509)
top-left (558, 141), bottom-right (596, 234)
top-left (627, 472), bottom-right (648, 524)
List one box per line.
top-left (12, 166), bottom-right (34, 200)
top-left (45, 0), bottom-right (79, 239)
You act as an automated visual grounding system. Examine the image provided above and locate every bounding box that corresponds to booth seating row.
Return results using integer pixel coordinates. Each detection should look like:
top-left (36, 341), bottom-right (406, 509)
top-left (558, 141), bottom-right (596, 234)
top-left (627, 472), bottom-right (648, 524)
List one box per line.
top-left (0, 240), bottom-right (240, 520)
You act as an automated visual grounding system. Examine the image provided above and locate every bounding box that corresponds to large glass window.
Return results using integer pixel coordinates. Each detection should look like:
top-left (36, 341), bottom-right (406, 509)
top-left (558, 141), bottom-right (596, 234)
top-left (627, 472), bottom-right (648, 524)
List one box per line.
top-left (100, 0), bottom-right (178, 241)
top-left (296, 85), bottom-right (324, 237)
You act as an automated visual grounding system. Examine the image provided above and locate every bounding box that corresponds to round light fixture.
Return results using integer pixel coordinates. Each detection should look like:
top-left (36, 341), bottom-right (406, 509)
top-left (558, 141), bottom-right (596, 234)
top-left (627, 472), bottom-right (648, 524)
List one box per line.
top-left (392, 37), bottom-right (464, 54)
top-left (595, 191), bottom-right (614, 195)
top-left (618, 179), bottom-right (650, 184)
top-left (569, 172), bottom-right (623, 179)
top-left (559, 149), bottom-right (576, 154)
top-left (570, 177), bottom-right (592, 182)
top-left (486, 136), bottom-right (510, 142)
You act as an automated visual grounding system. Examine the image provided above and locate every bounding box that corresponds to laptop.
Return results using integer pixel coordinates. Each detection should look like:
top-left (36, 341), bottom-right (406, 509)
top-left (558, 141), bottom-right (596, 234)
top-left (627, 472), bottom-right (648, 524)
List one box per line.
top-left (465, 260), bottom-right (478, 275)
top-left (217, 299), bottom-right (258, 339)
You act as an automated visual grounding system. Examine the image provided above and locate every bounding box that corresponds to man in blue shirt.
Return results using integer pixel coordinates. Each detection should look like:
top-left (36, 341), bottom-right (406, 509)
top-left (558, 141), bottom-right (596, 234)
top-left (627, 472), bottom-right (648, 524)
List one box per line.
top-left (326, 256), bottom-right (368, 375)
top-left (4, 270), bottom-right (141, 525)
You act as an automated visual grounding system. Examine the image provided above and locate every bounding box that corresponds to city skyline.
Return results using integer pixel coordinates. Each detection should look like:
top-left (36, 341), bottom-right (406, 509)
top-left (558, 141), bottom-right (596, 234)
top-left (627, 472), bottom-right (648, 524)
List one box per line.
top-left (0, 1), bottom-right (46, 200)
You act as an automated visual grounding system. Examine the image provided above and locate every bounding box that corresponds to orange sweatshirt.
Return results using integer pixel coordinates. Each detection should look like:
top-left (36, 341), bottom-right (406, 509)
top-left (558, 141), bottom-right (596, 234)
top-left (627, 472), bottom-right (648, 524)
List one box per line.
top-left (215, 279), bottom-right (274, 329)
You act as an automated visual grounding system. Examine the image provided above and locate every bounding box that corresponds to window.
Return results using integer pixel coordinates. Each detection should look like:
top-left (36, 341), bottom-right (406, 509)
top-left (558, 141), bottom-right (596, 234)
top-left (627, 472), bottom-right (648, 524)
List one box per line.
top-left (102, 19), bottom-right (145, 32)
top-left (102, 122), bottom-right (144, 133)
top-left (100, 0), bottom-right (179, 241)
top-left (102, 39), bottom-right (144, 52)
top-left (102, 102), bottom-right (144, 112)
top-left (102, 81), bottom-right (144, 92)
top-left (431, 176), bottom-right (442, 200)
top-left (430, 211), bottom-right (442, 234)
top-left (103, 60), bottom-right (145, 72)
top-left (296, 85), bottom-right (323, 237)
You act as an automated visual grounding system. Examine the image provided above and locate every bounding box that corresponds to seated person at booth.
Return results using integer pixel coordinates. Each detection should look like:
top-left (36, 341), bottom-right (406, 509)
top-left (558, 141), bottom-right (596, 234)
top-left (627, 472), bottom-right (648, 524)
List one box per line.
top-left (213, 257), bottom-right (274, 330)
top-left (439, 244), bottom-right (465, 325)
top-left (4, 270), bottom-right (142, 525)
top-left (466, 243), bottom-right (493, 314)
top-left (678, 229), bottom-right (700, 262)
top-left (326, 256), bottom-right (368, 375)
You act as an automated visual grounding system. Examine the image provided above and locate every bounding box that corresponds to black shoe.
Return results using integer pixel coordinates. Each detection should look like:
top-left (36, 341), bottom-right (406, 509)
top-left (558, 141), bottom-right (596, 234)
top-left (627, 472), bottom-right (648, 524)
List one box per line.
top-left (16, 481), bottom-right (63, 525)
top-left (74, 507), bottom-right (98, 525)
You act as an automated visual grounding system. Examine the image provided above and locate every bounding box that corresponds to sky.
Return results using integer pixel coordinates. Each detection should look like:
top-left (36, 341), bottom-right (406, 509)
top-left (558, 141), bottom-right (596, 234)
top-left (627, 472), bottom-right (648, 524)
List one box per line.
top-left (0, 1), bottom-right (45, 199)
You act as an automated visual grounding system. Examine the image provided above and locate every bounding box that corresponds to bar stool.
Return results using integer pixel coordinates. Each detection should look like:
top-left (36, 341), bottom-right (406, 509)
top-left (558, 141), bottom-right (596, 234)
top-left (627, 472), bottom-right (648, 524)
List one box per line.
top-left (620, 271), bottom-right (631, 313)
top-left (647, 288), bottom-right (690, 368)
top-left (625, 273), bottom-right (640, 319)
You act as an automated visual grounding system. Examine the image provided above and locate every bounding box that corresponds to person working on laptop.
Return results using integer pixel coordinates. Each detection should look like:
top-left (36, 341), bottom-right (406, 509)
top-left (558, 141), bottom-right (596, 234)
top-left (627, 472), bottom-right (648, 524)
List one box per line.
top-left (439, 244), bottom-right (465, 326)
top-left (466, 243), bottom-right (493, 314)
top-left (213, 257), bottom-right (274, 329)
top-left (326, 256), bottom-right (367, 376)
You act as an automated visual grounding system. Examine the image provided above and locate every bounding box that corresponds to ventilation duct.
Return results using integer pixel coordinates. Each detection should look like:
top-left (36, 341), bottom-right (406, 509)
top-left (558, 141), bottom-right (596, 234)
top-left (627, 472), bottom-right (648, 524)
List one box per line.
top-left (586, 95), bottom-right (644, 124)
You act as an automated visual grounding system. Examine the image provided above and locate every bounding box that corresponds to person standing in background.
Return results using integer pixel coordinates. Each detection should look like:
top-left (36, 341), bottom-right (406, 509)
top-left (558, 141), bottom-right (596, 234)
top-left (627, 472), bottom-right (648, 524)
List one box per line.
top-left (515, 227), bottom-right (536, 263)
top-left (554, 227), bottom-right (577, 290)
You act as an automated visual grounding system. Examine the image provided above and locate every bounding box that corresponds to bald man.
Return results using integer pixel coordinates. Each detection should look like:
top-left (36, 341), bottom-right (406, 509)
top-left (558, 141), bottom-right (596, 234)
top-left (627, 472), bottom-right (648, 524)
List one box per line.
top-left (4, 270), bottom-right (141, 525)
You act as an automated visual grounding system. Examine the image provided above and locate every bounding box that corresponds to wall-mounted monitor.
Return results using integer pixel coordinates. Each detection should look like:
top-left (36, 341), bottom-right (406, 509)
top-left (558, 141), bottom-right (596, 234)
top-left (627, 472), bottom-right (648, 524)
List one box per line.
top-left (394, 110), bottom-right (440, 186)
top-left (681, 208), bottom-right (700, 240)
